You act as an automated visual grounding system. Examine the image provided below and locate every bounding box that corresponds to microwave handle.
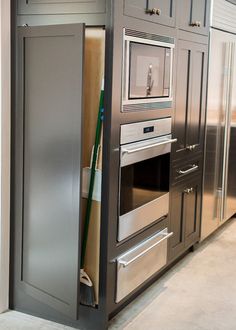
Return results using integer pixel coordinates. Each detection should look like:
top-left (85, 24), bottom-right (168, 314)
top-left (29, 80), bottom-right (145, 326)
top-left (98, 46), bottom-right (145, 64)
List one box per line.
top-left (122, 138), bottom-right (177, 155)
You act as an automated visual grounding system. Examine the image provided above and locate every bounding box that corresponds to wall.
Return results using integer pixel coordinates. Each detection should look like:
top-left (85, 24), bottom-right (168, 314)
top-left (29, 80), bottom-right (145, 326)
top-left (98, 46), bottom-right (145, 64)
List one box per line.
top-left (0, 0), bottom-right (11, 313)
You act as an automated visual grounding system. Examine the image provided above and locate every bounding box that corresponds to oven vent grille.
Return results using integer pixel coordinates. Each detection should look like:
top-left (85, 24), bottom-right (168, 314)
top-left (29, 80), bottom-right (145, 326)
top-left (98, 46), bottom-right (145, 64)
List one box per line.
top-left (122, 101), bottom-right (172, 113)
top-left (125, 28), bottom-right (174, 44)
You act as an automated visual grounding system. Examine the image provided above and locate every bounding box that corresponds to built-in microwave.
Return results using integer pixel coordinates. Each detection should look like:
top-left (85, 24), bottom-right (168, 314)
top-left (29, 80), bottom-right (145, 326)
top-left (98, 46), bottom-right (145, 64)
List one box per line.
top-left (122, 29), bottom-right (175, 112)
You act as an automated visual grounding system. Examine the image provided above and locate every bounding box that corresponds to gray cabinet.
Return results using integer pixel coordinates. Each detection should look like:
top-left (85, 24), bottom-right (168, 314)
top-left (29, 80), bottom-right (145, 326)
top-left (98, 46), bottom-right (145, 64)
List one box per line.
top-left (12, 24), bottom-right (84, 320)
top-left (17, 0), bottom-right (106, 15)
top-left (177, 0), bottom-right (211, 35)
top-left (173, 38), bottom-right (208, 160)
top-left (124, 0), bottom-right (176, 27)
top-left (169, 174), bottom-right (201, 261)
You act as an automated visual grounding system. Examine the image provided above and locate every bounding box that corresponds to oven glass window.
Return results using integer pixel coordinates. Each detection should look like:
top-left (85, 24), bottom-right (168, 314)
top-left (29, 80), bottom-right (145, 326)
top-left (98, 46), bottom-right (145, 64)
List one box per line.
top-left (120, 154), bottom-right (170, 216)
top-left (129, 42), bottom-right (171, 100)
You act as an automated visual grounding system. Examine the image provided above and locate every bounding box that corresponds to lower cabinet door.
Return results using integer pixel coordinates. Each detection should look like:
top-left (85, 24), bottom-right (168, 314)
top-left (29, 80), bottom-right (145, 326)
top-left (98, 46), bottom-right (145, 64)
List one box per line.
top-left (169, 175), bottom-right (202, 260)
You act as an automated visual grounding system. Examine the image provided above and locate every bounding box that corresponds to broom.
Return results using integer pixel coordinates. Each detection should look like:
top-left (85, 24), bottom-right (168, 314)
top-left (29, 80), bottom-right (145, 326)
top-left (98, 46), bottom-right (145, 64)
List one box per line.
top-left (80, 81), bottom-right (104, 307)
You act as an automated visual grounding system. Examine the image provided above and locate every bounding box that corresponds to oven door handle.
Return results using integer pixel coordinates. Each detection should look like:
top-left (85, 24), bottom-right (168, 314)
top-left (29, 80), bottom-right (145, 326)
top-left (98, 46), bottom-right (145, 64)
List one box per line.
top-left (118, 231), bottom-right (173, 268)
top-left (122, 138), bottom-right (177, 155)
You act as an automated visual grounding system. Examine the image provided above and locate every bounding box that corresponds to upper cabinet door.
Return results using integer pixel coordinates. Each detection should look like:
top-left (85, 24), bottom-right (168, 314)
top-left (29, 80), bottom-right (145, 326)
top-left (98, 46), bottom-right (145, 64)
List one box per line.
top-left (177, 0), bottom-right (211, 35)
top-left (124, 0), bottom-right (176, 27)
top-left (173, 38), bottom-right (208, 160)
top-left (18, 0), bottom-right (106, 15)
top-left (13, 24), bottom-right (84, 320)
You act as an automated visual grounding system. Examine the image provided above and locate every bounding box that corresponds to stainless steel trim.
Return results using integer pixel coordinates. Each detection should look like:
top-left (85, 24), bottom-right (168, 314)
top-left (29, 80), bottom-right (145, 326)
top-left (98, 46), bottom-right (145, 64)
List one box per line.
top-left (221, 42), bottom-right (233, 221)
top-left (119, 232), bottom-right (173, 267)
top-left (122, 138), bottom-right (177, 155)
top-left (221, 42), bottom-right (235, 221)
top-left (177, 165), bottom-right (199, 175)
top-left (118, 193), bottom-right (169, 241)
top-left (116, 228), bottom-right (171, 302)
top-left (122, 32), bottom-right (175, 109)
top-left (120, 118), bottom-right (172, 145)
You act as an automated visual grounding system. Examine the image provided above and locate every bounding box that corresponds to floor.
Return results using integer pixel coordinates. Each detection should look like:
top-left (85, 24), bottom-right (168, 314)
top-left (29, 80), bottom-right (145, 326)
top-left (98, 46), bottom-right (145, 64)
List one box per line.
top-left (1, 219), bottom-right (236, 330)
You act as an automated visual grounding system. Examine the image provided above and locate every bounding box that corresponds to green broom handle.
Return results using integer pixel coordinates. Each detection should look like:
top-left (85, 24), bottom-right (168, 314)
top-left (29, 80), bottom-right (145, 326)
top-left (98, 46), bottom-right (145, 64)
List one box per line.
top-left (81, 87), bottom-right (104, 269)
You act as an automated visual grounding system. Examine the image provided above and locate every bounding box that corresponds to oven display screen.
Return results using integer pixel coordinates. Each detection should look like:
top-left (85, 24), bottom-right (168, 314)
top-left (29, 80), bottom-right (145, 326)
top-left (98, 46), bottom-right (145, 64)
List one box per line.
top-left (144, 126), bottom-right (154, 134)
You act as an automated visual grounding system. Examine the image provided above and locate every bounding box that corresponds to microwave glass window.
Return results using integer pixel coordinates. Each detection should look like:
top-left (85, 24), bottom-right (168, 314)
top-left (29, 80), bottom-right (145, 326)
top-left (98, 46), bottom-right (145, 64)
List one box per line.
top-left (120, 154), bottom-right (170, 216)
top-left (129, 42), bottom-right (171, 99)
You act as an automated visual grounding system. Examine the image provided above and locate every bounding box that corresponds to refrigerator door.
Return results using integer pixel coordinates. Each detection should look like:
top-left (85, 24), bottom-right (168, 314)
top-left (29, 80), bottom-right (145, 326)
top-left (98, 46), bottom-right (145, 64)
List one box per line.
top-left (201, 29), bottom-right (232, 240)
top-left (222, 41), bottom-right (236, 222)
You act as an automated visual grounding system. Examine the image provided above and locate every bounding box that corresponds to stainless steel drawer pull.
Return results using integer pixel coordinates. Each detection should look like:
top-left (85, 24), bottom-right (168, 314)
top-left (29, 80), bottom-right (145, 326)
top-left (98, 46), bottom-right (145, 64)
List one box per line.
top-left (122, 138), bottom-right (177, 155)
top-left (186, 144), bottom-right (198, 151)
top-left (118, 232), bottom-right (173, 268)
top-left (178, 164), bottom-right (199, 175)
top-left (184, 187), bottom-right (194, 194)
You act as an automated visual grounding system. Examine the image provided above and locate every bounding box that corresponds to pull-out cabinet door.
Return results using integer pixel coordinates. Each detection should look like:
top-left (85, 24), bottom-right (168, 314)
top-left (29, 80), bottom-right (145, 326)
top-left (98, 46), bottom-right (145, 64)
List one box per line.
top-left (12, 24), bottom-right (84, 320)
top-left (173, 39), bottom-right (208, 160)
top-left (177, 0), bottom-right (210, 36)
top-left (169, 175), bottom-right (202, 261)
top-left (124, 0), bottom-right (176, 27)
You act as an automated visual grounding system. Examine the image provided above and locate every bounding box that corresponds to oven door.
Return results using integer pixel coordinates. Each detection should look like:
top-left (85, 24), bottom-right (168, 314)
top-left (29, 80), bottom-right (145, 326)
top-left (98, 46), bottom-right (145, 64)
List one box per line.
top-left (118, 135), bottom-right (177, 241)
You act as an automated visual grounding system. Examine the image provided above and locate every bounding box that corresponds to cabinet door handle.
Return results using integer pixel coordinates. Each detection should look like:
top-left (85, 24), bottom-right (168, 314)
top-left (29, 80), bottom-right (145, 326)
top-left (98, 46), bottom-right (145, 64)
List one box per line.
top-left (184, 187), bottom-right (194, 194)
top-left (177, 164), bottom-right (199, 175)
top-left (186, 144), bottom-right (198, 151)
top-left (146, 8), bottom-right (161, 15)
top-left (190, 21), bottom-right (201, 27)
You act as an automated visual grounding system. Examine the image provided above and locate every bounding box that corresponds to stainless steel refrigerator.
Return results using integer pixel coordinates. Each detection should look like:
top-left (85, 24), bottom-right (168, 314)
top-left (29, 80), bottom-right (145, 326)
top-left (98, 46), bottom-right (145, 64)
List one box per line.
top-left (201, 0), bottom-right (236, 240)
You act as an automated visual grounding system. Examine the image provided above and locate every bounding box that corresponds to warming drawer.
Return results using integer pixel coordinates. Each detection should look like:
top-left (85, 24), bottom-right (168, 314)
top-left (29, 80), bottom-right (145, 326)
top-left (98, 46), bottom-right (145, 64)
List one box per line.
top-left (116, 228), bottom-right (173, 303)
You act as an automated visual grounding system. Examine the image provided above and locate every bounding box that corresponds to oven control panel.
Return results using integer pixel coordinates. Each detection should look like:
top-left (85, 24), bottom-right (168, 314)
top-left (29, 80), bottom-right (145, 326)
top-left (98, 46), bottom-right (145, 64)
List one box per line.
top-left (120, 118), bottom-right (172, 145)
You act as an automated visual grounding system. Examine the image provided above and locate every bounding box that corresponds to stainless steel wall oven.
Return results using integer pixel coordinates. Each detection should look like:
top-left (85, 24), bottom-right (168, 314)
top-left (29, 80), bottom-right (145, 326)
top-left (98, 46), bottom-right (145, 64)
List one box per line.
top-left (122, 29), bottom-right (175, 112)
top-left (118, 118), bottom-right (177, 241)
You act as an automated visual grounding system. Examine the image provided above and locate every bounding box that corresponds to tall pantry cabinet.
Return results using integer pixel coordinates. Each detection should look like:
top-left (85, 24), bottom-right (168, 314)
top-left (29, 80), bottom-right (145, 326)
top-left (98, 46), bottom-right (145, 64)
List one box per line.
top-left (10, 1), bottom-right (211, 329)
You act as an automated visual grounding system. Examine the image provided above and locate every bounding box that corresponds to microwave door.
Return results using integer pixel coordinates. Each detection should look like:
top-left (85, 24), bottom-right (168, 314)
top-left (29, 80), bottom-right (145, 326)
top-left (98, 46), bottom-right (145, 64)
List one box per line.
top-left (129, 42), bottom-right (171, 99)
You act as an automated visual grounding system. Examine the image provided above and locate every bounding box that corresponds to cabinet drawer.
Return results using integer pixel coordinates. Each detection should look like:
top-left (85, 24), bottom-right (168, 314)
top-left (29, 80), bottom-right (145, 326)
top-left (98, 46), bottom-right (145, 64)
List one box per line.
top-left (171, 156), bottom-right (203, 184)
top-left (124, 0), bottom-right (176, 27)
top-left (116, 228), bottom-right (173, 302)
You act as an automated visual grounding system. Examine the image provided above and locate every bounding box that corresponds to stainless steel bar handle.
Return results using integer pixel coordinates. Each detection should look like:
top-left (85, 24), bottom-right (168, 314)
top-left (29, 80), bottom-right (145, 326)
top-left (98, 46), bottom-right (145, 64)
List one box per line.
top-left (178, 165), bottom-right (199, 175)
top-left (118, 232), bottom-right (173, 268)
top-left (221, 42), bottom-right (234, 221)
top-left (122, 138), bottom-right (177, 155)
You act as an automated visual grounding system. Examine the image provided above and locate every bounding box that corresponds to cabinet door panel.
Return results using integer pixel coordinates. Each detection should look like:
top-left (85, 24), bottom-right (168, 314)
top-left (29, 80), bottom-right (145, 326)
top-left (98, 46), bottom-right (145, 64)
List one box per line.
top-left (169, 176), bottom-right (202, 261)
top-left (177, 0), bottom-right (210, 36)
top-left (174, 40), bottom-right (192, 155)
top-left (188, 46), bottom-right (206, 148)
top-left (13, 24), bottom-right (84, 320)
top-left (18, 0), bottom-right (106, 15)
top-left (169, 185), bottom-right (185, 259)
top-left (124, 0), bottom-right (176, 27)
top-left (173, 39), bottom-right (208, 160)
top-left (184, 180), bottom-right (201, 247)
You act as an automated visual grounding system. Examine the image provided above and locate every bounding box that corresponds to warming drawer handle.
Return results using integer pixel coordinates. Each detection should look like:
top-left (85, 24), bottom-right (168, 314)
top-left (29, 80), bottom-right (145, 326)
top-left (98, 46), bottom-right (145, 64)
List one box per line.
top-left (122, 138), bottom-right (177, 155)
top-left (178, 164), bottom-right (199, 175)
top-left (118, 232), bottom-right (173, 268)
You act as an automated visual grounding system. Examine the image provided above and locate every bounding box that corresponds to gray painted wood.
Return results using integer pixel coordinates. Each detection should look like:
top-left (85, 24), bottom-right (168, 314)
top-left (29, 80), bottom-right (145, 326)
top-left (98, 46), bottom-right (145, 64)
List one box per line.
top-left (124, 0), bottom-right (176, 27)
top-left (177, 0), bottom-right (210, 36)
top-left (17, 0), bottom-right (106, 15)
top-left (169, 174), bottom-right (201, 260)
top-left (173, 37), bottom-right (208, 160)
top-left (13, 24), bottom-right (84, 320)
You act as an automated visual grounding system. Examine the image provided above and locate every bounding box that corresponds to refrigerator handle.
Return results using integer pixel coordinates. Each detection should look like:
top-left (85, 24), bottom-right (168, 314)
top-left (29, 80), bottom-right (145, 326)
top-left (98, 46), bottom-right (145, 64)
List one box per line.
top-left (221, 42), bottom-right (235, 221)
